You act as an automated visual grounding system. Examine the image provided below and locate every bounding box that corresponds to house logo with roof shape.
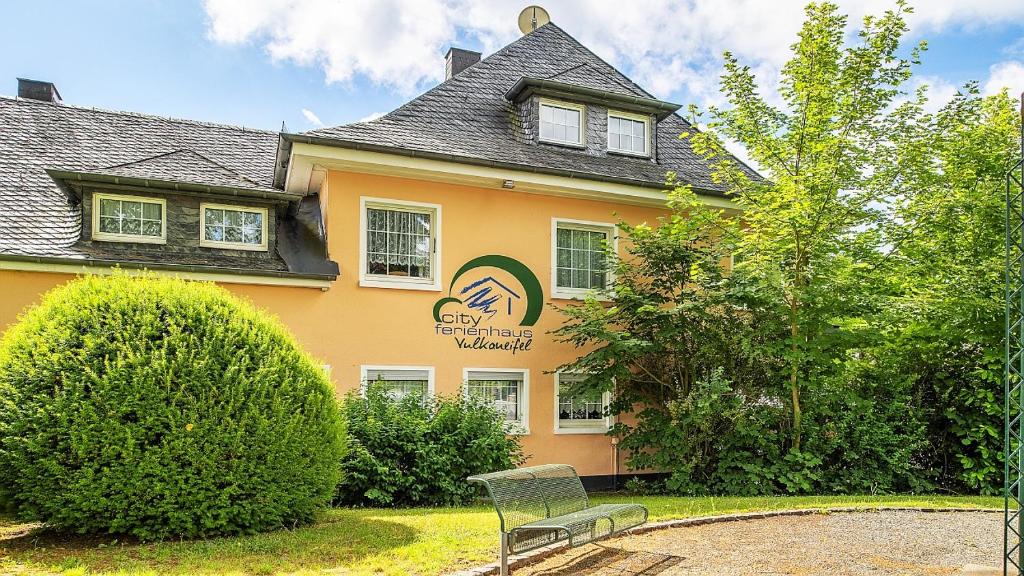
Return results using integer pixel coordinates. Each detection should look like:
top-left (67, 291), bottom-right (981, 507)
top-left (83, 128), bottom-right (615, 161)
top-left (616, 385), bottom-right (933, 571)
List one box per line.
top-left (432, 254), bottom-right (543, 355)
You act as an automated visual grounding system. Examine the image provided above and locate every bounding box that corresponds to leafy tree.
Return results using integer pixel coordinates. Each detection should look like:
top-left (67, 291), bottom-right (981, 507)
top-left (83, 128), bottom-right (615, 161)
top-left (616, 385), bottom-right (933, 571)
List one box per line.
top-left (875, 88), bottom-right (1020, 493)
top-left (688, 1), bottom-right (925, 450)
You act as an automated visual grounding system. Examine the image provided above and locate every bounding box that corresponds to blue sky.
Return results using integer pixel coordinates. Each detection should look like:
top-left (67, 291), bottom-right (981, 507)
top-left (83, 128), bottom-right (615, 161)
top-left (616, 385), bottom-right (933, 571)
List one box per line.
top-left (2, 0), bottom-right (1023, 133)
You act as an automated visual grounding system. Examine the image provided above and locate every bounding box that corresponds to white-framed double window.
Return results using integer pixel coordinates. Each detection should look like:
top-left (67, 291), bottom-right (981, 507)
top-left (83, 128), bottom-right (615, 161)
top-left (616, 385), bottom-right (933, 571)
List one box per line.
top-left (92, 193), bottom-right (166, 244)
top-left (539, 99), bottom-right (585, 147)
top-left (359, 197), bottom-right (441, 291)
top-left (361, 365), bottom-right (435, 401)
top-left (199, 203), bottom-right (269, 251)
top-left (607, 111), bottom-right (650, 156)
top-left (464, 368), bottom-right (529, 434)
top-left (551, 218), bottom-right (616, 299)
top-left (554, 372), bottom-right (612, 434)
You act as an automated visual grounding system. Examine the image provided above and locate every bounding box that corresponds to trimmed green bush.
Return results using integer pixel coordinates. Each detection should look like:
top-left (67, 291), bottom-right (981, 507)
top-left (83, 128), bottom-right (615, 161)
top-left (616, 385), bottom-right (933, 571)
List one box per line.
top-left (337, 383), bottom-right (523, 507)
top-left (0, 274), bottom-right (346, 539)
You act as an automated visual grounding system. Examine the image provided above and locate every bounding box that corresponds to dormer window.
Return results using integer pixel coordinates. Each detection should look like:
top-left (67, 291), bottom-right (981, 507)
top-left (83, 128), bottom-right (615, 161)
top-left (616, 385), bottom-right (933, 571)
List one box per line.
top-left (200, 203), bottom-right (268, 251)
top-left (608, 111), bottom-right (650, 156)
top-left (539, 99), bottom-right (585, 146)
top-left (93, 193), bottom-right (166, 244)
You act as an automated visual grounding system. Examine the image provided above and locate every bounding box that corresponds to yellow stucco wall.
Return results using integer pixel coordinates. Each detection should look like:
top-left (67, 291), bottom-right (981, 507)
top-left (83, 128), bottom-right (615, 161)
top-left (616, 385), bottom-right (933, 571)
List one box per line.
top-left (0, 169), bottom-right (669, 477)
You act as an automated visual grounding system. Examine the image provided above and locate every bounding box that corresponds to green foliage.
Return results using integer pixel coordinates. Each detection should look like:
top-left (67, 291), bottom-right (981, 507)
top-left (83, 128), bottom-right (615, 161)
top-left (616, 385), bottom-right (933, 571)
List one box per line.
top-left (336, 383), bottom-right (523, 507)
top-left (0, 274), bottom-right (346, 539)
top-left (874, 87), bottom-right (1018, 493)
top-left (558, 2), bottom-right (1017, 496)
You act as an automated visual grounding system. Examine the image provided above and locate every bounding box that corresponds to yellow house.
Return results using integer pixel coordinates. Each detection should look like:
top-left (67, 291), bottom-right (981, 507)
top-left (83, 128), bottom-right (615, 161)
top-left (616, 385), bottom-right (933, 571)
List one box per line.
top-left (0, 20), bottom-right (746, 487)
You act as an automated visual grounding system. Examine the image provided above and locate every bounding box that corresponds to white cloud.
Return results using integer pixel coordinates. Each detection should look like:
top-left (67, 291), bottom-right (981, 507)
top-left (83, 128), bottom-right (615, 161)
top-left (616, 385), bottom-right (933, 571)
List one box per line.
top-left (301, 108), bottom-right (323, 126)
top-left (983, 60), bottom-right (1024, 97)
top-left (358, 111), bottom-right (386, 122)
top-left (204, 0), bottom-right (1024, 104)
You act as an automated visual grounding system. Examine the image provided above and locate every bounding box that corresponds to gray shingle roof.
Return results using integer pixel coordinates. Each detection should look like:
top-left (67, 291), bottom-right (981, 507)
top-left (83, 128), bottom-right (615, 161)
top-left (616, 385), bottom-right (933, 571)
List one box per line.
top-left (305, 23), bottom-right (752, 193)
top-left (92, 149), bottom-right (272, 192)
top-left (0, 95), bottom-right (282, 260)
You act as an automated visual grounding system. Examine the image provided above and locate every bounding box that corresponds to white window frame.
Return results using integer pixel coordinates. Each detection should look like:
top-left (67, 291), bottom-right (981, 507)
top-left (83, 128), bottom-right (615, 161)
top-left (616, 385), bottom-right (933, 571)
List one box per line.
top-left (463, 367), bottom-right (530, 435)
top-left (360, 365), bottom-right (436, 399)
top-left (538, 98), bottom-right (586, 148)
top-left (92, 192), bottom-right (167, 244)
top-left (199, 202), bottom-right (269, 252)
top-left (554, 372), bottom-right (612, 435)
top-left (359, 197), bottom-right (442, 291)
top-left (607, 110), bottom-right (651, 157)
top-left (551, 218), bottom-right (617, 300)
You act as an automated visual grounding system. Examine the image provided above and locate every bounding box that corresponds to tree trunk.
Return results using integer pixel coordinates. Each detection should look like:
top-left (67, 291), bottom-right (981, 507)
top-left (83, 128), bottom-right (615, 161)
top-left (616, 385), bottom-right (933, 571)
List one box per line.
top-left (789, 299), bottom-right (802, 452)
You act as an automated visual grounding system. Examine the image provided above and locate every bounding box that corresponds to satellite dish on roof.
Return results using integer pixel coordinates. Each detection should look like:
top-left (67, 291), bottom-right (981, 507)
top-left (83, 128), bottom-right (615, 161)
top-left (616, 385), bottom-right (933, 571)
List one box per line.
top-left (518, 5), bottom-right (550, 35)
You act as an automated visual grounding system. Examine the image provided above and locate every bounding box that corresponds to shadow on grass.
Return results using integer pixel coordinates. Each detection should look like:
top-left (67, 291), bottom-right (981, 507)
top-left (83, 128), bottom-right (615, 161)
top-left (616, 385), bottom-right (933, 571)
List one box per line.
top-left (528, 546), bottom-right (683, 576)
top-left (0, 510), bottom-right (420, 575)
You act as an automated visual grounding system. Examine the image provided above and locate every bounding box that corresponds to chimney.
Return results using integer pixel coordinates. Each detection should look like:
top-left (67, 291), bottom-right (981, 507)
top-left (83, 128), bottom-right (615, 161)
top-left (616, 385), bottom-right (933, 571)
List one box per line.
top-left (17, 78), bottom-right (61, 103)
top-left (445, 48), bottom-right (481, 80)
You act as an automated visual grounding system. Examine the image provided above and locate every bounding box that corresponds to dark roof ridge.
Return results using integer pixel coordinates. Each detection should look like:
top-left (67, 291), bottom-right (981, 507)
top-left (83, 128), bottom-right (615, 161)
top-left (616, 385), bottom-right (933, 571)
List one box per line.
top-left (543, 22), bottom-right (657, 101)
top-left (98, 148), bottom-right (265, 187)
top-left (0, 94), bottom-right (278, 135)
top-left (307, 22), bottom-right (576, 133)
top-left (543, 56), bottom-right (641, 97)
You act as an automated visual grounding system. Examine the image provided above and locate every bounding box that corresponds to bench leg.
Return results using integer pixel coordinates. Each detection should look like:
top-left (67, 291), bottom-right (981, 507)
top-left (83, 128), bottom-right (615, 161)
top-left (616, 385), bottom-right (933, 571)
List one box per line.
top-left (500, 532), bottom-right (509, 576)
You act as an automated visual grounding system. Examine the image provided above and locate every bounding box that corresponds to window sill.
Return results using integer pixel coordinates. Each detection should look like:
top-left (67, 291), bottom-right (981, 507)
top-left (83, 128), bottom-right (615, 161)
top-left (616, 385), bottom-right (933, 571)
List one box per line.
top-left (551, 289), bottom-right (612, 302)
top-left (555, 425), bottom-right (610, 435)
top-left (538, 138), bottom-right (586, 150)
top-left (92, 235), bottom-right (167, 245)
top-left (607, 149), bottom-right (651, 159)
top-left (359, 277), bottom-right (441, 292)
top-left (505, 423), bottom-right (530, 436)
top-left (199, 240), bottom-right (269, 252)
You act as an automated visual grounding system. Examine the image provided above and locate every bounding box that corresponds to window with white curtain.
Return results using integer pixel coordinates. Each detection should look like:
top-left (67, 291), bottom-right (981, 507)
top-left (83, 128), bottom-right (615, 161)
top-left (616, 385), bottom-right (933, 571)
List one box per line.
top-left (200, 203), bottom-right (268, 251)
top-left (362, 366), bottom-right (433, 401)
top-left (465, 369), bottom-right (529, 432)
top-left (360, 198), bottom-right (440, 289)
top-left (552, 219), bottom-right (615, 298)
top-left (93, 193), bottom-right (166, 244)
top-left (555, 372), bottom-right (610, 433)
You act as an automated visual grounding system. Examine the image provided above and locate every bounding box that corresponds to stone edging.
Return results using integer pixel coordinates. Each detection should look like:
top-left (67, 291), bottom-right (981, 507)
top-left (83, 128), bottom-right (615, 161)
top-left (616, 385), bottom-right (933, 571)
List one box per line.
top-left (445, 506), bottom-right (1001, 576)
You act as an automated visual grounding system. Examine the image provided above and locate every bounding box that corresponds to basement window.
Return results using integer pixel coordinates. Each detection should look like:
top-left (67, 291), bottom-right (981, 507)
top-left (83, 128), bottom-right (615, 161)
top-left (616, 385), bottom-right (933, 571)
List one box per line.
top-left (465, 368), bottom-right (529, 434)
top-left (93, 193), bottom-right (166, 244)
top-left (200, 203), bottom-right (268, 251)
top-left (555, 372), bottom-right (611, 434)
top-left (361, 366), bottom-right (434, 401)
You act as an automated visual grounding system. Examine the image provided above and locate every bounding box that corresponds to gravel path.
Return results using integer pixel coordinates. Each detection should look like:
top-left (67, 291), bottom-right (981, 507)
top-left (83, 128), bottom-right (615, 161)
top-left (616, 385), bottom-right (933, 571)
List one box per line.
top-left (515, 511), bottom-right (1003, 576)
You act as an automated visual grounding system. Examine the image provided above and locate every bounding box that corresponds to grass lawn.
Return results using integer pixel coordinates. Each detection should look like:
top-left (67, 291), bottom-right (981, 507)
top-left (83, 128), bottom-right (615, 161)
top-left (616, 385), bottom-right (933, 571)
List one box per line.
top-left (0, 495), bottom-right (1003, 576)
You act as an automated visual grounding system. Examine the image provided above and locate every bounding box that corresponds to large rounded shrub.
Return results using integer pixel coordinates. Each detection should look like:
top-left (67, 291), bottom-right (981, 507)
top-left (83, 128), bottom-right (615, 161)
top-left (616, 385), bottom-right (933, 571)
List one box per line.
top-left (0, 274), bottom-right (346, 539)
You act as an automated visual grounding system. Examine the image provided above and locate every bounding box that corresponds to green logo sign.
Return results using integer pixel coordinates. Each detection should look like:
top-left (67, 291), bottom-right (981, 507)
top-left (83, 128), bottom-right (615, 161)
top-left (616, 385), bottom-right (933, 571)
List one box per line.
top-left (432, 255), bottom-right (543, 355)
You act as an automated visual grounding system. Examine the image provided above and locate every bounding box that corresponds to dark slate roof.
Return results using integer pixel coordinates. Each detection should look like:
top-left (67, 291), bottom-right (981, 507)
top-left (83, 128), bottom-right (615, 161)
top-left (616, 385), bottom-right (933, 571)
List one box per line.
top-left (305, 23), bottom-right (755, 193)
top-left (92, 149), bottom-right (271, 192)
top-left (0, 95), bottom-right (335, 279)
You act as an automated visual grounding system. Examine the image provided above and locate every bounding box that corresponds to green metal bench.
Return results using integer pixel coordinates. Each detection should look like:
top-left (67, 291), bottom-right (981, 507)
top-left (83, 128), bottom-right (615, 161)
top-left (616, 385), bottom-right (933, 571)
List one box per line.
top-left (468, 464), bottom-right (648, 575)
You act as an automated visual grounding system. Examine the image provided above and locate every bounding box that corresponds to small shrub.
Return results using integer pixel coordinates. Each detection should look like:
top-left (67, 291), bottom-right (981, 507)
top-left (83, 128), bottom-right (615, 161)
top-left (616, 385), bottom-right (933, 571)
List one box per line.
top-left (336, 383), bottom-right (523, 507)
top-left (0, 274), bottom-right (346, 539)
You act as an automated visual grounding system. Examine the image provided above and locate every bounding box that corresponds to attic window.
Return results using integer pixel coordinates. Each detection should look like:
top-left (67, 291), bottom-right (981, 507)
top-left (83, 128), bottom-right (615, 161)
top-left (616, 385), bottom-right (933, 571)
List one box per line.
top-left (200, 203), bottom-right (268, 251)
top-left (93, 193), bottom-right (166, 244)
top-left (608, 111), bottom-right (650, 156)
top-left (539, 100), bottom-right (584, 146)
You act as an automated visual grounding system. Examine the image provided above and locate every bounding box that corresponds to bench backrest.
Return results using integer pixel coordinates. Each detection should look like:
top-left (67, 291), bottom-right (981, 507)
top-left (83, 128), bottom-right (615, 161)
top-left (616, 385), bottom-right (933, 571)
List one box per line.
top-left (468, 464), bottom-right (589, 532)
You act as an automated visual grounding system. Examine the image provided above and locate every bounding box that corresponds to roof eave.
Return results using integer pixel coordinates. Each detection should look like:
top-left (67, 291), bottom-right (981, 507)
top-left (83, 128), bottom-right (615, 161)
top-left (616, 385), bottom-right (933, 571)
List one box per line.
top-left (281, 132), bottom-right (726, 198)
top-left (0, 252), bottom-right (338, 282)
top-left (45, 169), bottom-right (303, 203)
top-left (504, 77), bottom-right (682, 119)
